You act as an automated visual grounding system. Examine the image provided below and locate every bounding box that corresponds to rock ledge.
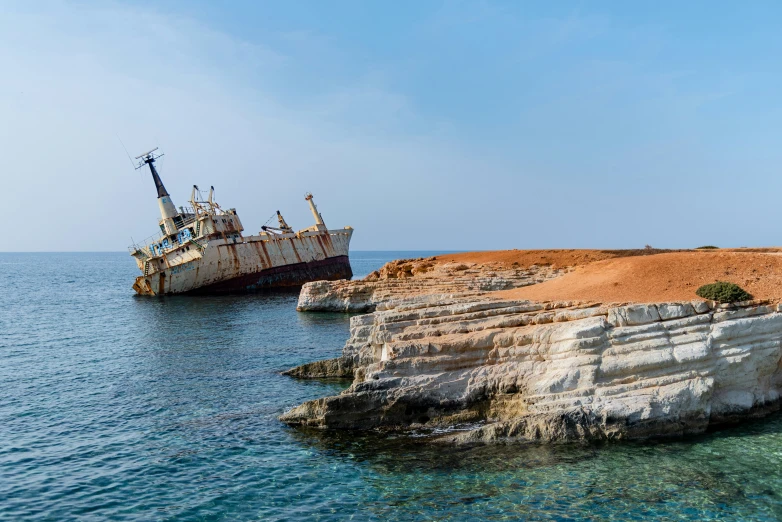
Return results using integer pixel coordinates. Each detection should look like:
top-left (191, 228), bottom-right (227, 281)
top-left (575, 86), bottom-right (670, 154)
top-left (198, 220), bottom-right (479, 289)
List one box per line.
top-left (297, 257), bottom-right (568, 312)
top-left (282, 297), bottom-right (782, 443)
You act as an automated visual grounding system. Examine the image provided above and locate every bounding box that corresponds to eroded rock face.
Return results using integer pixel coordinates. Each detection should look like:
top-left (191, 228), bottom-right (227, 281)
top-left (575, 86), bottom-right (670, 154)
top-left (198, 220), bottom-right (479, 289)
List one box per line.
top-left (281, 357), bottom-right (354, 379)
top-left (297, 258), bottom-right (567, 312)
top-left (281, 299), bottom-right (782, 443)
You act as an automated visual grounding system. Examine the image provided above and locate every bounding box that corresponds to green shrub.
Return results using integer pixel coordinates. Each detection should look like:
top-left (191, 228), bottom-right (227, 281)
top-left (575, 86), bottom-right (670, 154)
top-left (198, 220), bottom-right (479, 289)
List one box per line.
top-left (695, 245), bottom-right (719, 249)
top-left (695, 281), bottom-right (752, 303)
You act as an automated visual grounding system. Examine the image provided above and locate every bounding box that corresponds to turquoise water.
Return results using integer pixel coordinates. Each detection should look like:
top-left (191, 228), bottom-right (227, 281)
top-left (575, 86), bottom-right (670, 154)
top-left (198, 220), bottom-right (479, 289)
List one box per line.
top-left (1, 252), bottom-right (781, 521)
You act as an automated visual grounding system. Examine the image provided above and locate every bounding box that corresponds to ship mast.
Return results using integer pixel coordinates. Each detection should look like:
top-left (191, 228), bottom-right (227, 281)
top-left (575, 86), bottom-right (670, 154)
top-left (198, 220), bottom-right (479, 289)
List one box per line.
top-left (135, 148), bottom-right (178, 221)
top-left (305, 193), bottom-right (325, 228)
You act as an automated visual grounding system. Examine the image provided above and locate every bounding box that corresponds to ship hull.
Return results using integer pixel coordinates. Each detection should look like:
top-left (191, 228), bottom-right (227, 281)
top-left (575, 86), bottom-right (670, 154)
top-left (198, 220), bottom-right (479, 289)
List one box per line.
top-left (186, 255), bottom-right (351, 294)
top-left (132, 228), bottom-right (353, 296)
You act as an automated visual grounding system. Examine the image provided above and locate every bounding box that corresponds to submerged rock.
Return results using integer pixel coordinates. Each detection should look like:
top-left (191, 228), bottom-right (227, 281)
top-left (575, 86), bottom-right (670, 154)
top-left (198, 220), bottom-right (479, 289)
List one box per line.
top-left (281, 299), bottom-right (782, 443)
top-left (282, 357), bottom-right (354, 379)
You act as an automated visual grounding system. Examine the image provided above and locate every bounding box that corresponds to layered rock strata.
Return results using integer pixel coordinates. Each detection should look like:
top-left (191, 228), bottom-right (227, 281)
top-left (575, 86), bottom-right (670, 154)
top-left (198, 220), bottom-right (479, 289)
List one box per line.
top-left (282, 356), bottom-right (354, 379)
top-left (297, 257), bottom-right (568, 312)
top-left (281, 298), bottom-right (782, 443)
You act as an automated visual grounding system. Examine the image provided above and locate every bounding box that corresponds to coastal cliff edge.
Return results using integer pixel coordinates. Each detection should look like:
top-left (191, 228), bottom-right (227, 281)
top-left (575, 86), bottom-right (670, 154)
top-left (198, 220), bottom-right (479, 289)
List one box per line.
top-left (282, 249), bottom-right (782, 443)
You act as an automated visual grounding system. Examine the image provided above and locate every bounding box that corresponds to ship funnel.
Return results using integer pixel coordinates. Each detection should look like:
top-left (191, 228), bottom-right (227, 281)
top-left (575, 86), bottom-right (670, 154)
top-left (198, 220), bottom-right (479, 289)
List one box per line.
top-left (136, 148), bottom-right (177, 220)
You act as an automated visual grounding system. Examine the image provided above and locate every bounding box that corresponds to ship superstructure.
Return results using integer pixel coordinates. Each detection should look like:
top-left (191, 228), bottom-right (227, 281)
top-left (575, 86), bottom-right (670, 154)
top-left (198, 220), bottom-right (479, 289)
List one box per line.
top-left (128, 149), bottom-right (353, 295)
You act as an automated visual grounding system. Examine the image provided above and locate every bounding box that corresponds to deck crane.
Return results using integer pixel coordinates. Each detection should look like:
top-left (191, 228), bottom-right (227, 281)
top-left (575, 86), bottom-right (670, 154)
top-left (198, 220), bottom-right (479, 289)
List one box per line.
top-left (261, 211), bottom-right (294, 234)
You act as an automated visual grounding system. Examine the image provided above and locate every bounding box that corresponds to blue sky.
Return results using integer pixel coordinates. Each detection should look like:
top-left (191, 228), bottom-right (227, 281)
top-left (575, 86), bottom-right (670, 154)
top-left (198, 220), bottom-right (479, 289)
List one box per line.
top-left (3, 1), bottom-right (782, 251)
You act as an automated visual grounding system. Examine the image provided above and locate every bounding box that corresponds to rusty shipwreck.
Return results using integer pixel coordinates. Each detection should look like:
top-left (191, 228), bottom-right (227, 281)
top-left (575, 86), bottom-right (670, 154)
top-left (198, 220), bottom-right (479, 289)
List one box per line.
top-left (128, 149), bottom-right (353, 295)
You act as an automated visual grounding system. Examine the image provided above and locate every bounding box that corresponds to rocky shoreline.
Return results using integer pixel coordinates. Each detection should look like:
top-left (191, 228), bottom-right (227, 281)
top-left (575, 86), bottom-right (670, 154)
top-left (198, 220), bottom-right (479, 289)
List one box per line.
top-left (296, 256), bottom-right (568, 312)
top-left (281, 252), bottom-right (782, 443)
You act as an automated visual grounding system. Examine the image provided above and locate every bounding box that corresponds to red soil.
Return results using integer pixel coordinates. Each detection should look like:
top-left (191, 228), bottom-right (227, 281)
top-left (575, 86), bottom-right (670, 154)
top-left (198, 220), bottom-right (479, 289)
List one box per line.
top-left (434, 249), bottom-right (667, 269)
top-left (495, 250), bottom-right (782, 304)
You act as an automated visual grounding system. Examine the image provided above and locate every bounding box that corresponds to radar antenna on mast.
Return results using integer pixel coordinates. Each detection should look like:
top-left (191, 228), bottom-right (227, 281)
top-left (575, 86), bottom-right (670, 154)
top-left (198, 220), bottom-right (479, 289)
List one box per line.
top-left (134, 147), bottom-right (164, 169)
top-left (134, 146), bottom-right (172, 204)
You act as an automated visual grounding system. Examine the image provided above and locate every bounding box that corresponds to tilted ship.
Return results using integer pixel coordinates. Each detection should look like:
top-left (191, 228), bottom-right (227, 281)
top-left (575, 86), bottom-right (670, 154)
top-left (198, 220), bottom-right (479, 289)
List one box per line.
top-left (128, 149), bottom-right (353, 295)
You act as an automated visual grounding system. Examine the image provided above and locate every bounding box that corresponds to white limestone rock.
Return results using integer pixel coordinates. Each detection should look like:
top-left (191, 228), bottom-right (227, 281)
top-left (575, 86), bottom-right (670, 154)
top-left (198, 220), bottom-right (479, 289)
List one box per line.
top-left (281, 299), bottom-right (782, 443)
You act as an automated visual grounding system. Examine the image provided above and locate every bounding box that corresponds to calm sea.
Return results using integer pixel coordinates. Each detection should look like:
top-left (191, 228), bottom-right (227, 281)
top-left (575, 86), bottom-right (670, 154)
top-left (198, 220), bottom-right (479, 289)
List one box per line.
top-left (1, 252), bottom-right (781, 521)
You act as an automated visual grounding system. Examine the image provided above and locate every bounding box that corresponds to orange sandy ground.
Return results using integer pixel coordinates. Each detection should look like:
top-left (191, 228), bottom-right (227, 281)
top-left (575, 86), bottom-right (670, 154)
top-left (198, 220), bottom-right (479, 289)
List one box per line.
top-left (436, 249), bottom-right (663, 269)
top-left (434, 249), bottom-right (782, 304)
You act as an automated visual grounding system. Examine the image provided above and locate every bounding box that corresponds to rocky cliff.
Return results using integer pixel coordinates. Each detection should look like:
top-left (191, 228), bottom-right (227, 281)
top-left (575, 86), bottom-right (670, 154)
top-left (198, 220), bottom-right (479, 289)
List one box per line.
top-left (281, 297), bottom-right (782, 443)
top-left (297, 257), bottom-right (568, 312)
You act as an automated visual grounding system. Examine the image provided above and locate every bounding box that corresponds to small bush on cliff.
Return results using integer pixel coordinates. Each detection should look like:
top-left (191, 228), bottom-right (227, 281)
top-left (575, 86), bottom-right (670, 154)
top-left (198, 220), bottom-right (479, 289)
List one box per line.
top-left (695, 281), bottom-right (752, 303)
top-left (696, 245), bottom-right (719, 249)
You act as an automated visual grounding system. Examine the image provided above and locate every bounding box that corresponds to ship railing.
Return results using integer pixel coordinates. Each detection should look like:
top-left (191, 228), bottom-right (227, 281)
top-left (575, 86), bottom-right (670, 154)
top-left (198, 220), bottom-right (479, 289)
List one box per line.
top-left (177, 214), bottom-right (197, 230)
top-left (128, 225), bottom-right (204, 257)
top-left (128, 232), bottom-right (166, 255)
top-left (180, 206), bottom-right (225, 219)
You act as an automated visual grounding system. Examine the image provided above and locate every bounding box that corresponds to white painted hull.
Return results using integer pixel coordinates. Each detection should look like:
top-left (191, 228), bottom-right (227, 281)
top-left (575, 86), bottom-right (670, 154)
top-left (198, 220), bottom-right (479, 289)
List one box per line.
top-left (132, 228), bottom-right (352, 295)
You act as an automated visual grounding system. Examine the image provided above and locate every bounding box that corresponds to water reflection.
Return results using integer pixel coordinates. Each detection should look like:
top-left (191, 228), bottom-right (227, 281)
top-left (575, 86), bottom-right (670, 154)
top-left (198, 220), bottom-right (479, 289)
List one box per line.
top-left (290, 411), bottom-right (782, 472)
top-left (289, 426), bottom-right (601, 473)
top-left (286, 413), bottom-right (782, 520)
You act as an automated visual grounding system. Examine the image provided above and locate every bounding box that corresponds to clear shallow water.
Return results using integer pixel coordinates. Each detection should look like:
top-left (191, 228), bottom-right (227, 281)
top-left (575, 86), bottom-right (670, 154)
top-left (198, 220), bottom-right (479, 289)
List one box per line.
top-left (1, 252), bottom-right (781, 521)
